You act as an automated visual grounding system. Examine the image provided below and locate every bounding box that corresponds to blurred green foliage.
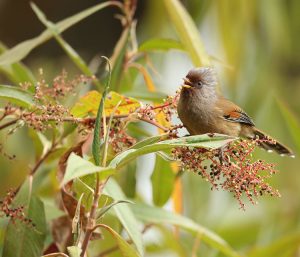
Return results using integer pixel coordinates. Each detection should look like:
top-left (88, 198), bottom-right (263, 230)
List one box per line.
top-left (0, 0), bottom-right (299, 257)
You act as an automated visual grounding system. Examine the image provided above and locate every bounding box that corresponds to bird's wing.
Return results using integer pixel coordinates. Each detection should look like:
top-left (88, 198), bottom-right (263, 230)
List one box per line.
top-left (216, 97), bottom-right (255, 126)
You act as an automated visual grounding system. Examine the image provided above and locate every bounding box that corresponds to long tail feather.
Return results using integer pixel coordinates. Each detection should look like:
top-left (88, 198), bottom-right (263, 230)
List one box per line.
top-left (253, 128), bottom-right (295, 157)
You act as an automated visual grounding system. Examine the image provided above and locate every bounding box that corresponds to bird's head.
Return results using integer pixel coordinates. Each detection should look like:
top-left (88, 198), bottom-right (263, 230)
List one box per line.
top-left (182, 67), bottom-right (217, 90)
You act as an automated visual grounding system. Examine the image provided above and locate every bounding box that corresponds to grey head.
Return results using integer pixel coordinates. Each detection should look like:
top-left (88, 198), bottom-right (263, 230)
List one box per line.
top-left (183, 67), bottom-right (217, 89)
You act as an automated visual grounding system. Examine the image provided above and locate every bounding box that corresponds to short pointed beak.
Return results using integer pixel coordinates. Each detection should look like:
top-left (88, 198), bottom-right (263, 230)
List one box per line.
top-left (182, 78), bottom-right (193, 88)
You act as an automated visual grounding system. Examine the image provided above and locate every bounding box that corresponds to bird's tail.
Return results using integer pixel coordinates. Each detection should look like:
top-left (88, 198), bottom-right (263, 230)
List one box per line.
top-left (252, 128), bottom-right (294, 157)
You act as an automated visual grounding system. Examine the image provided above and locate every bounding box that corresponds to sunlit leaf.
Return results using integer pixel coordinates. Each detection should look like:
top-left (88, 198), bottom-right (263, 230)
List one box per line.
top-left (103, 179), bottom-right (143, 256)
top-left (132, 203), bottom-right (240, 257)
top-left (71, 90), bottom-right (141, 118)
top-left (163, 0), bottom-right (211, 66)
top-left (0, 2), bottom-right (119, 66)
top-left (63, 153), bottom-right (115, 185)
top-left (2, 177), bottom-right (47, 257)
top-left (0, 85), bottom-right (34, 107)
top-left (109, 134), bottom-right (235, 169)
top-left (139, 38), bottom-right (184, 52)
top-left (151, 154), bottom-right (175, 206)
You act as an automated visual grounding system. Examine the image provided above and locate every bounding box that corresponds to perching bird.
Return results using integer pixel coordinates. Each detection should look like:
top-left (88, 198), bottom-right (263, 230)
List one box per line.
top-left (177, 67), bottom-right (294, 157)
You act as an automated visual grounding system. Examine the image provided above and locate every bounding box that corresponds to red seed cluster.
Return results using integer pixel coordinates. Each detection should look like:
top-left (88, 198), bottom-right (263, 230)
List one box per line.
top-left (33, 71), bottom-right (95, 103)
top-left (172, 138), bottom-right (280, 209)
top-left (109, 120), bottom-right (136, 153)
top-left (21, 104), bottom-right (70, 131)
top-left (0, 189), bottom-right (35, 227)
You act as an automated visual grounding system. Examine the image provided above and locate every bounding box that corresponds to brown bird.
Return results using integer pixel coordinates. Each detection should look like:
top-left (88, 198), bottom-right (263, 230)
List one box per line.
top-left (177, 67), bottom-right (294, 157)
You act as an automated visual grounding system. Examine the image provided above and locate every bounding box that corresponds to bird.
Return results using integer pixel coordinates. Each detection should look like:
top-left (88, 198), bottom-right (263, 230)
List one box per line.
top-left (177, 67), bottom-right (294, 157)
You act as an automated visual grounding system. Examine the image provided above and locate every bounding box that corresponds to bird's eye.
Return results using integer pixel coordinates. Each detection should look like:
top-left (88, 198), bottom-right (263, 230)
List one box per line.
top-left (197, 81), bottom-right (203, 86)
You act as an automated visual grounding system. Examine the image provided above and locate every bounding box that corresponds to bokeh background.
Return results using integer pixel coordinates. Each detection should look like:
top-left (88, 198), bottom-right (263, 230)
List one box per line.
top-left (0, 0), bottom-right (299, 256)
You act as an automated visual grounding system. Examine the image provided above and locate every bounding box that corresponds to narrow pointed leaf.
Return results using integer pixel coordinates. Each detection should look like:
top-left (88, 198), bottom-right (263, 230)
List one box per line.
top-left (0, 2), bottom-right (118, 65)
top-left (163, 0), bottom-right (211, 66)
top-left (103, 179), bottom-right (143, 256)
top-left (109, 134), bottom-right (235, 169)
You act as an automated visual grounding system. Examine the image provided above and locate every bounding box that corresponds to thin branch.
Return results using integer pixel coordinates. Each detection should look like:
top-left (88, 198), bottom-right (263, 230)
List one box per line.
top-left (30, 143), bottom-right (57, 176)
top-left (0, 118), bottom-right (20, 130)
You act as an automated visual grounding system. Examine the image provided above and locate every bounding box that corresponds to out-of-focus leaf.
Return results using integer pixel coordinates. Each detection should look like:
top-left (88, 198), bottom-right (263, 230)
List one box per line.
top-left (0, 85), bottom-right (34, 107)
top-left (103, 179), bottom-right (143, 256)
top-left (67, 246), bottom-right (81, 257)
top-left (0, 2), bottom-right (119, 66)
top-left (71, 90), bottom-right (141, 118)
top-left (151, 154), bottom-right (175, 206)
top-left (276, 99), bottom-right (300, 153)
top-left (139, 38), bottom-right (184, 52)
top-left (96, 224), bottom-right (140, 257)
top-left (132, 203), bottom-right (240, 257)
top-left (109, 134), bottom-right (235, 169)
top-left (0, 42), bottom-right (36, 85)
top-left (129, 64), bottom-right (156, 92)
top-left (163, 0), bottom-right (211, 66)
top-left (2, 177), bottom-right (47, 257)
top-left (31, 3), bottom-right (101, 89)
top-left (110, 27), bottom-right (130, 91)
top-left (248, 233), bottom-right (300, 257)
top-left (124, 90), bottom-right (167, 102)
top-left (63, 153), bottom-right (115, 185)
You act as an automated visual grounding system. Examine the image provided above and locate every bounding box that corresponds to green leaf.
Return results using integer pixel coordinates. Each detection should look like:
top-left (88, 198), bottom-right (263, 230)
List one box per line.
top-left (67, 246), bottom-right (81, 257)
top-left (109, 134), bottom-right (235, 169)
top-left (130, 134), bottom-right (169, 149)
top-left (276, 99), bottom-right (300, 154)
top-left (132, 203), bottom-right (240, 257)
top-left (96, 200), bottom-right (133, 220)
top-left (97, 224), bottom-right (140, 257)
top-left (63, 153), bottom-right (115, 185)
top-left (2, 177), bottom-right (47, 257)
top-left (151, 155), bottom-right (175, 206)
top-left (103, 179), bottom-right (143, 256)
top-left (139, 38), bottom-right (184, 52)
top-left (0, 85), bottom-right (34, 107)
top-left (110, 27), bottom-right (130, 91)
top-left (0, 2), bottom-right (118, 66)
top-left (30, 3), bottom-right (101, 88)
top-left (0, 42), bottom-right (36, 85)
top-left (248, 233), bottom-right (300, 257)
top-left (92, 56), bottom-right (111, 166)
top-left (123, 90), bottom-right (167, 102)
top-left (163, 0), bottom-right (211, 66)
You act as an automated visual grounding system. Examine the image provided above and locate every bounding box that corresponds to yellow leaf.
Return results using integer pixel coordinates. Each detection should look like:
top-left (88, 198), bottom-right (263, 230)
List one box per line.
top-left (71, 90), bottom-right (141, 118)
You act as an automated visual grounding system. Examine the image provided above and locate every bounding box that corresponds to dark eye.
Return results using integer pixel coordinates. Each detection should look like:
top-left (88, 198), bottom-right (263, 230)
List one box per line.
top-left (197, 81), bottom-right (203, 86)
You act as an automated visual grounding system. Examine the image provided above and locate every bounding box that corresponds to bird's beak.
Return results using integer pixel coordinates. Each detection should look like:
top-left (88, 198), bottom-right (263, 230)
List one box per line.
top-left (182, 78), bottom-right (193, 89)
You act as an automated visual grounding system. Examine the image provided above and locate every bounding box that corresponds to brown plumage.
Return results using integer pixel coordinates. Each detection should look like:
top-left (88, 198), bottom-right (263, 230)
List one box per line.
top-left (177, 67), bottom-right (294, 157)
